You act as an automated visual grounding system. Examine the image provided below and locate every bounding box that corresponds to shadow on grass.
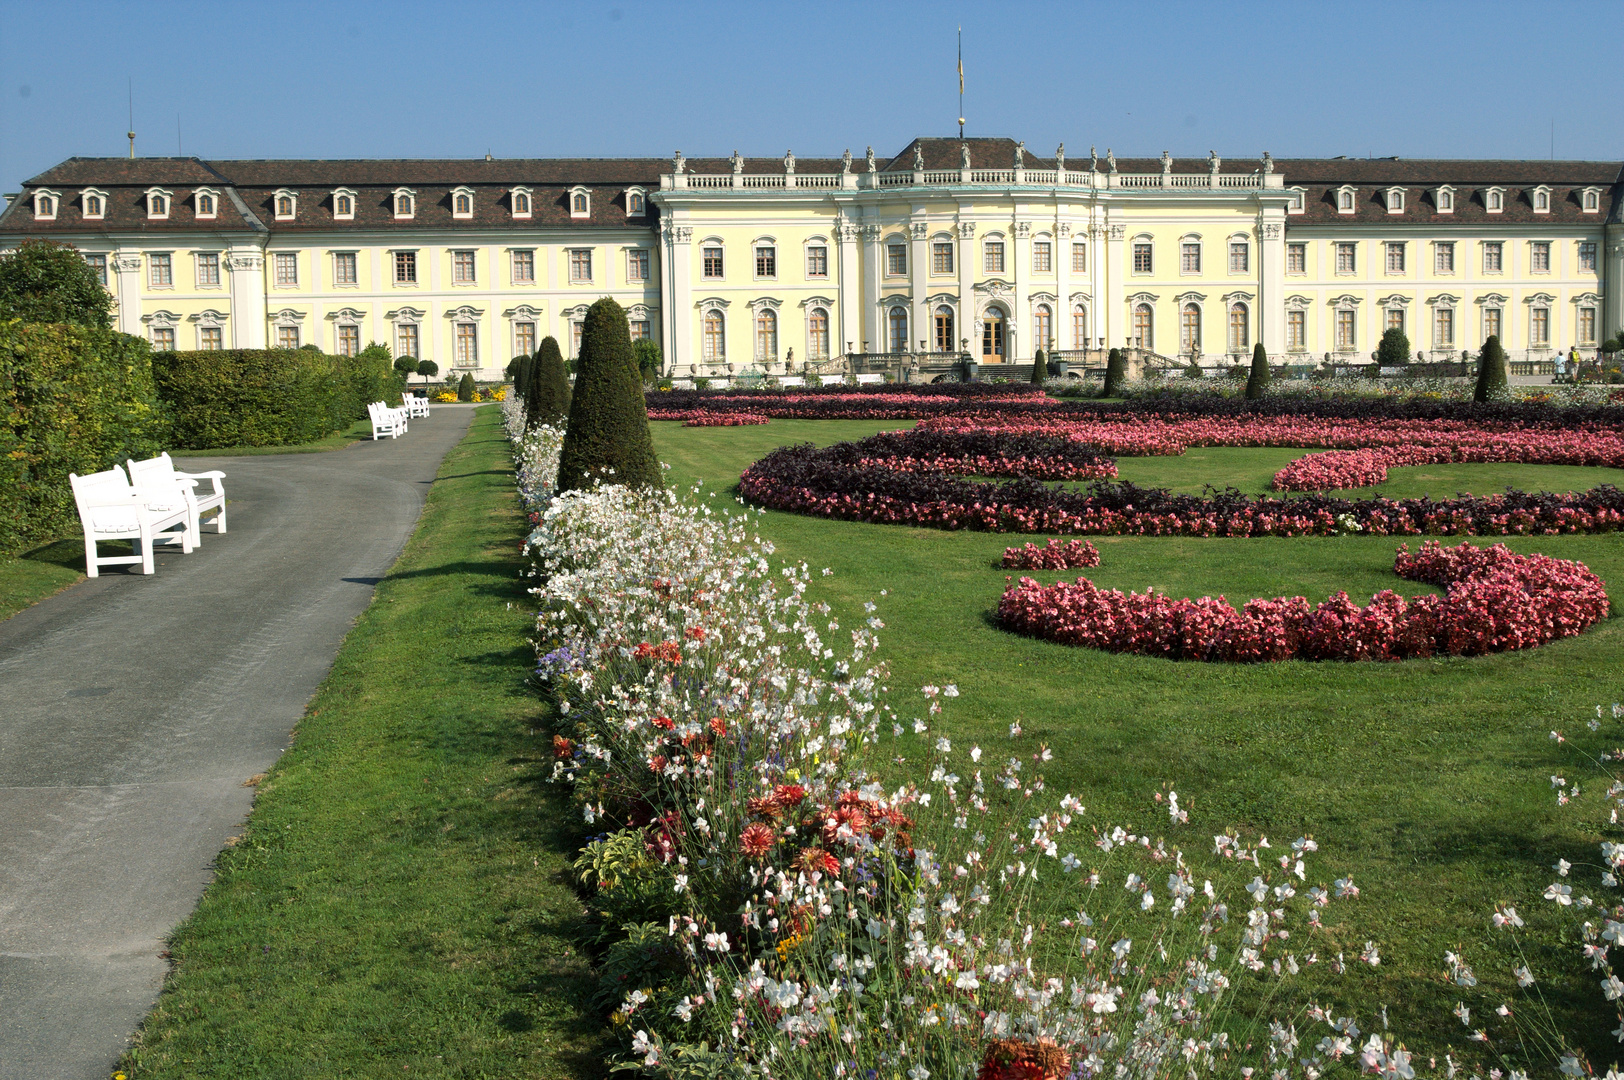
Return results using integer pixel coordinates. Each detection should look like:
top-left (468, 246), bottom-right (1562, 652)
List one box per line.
top-left (20, 537), bottom-right (87, 572)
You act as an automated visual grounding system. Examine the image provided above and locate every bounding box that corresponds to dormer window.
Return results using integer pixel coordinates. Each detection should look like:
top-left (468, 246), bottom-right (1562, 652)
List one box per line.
top-left (625, 187), bottom-right (647, 217)
top-left (569, 187), bottom-right (591, 218)
top-left (1485, 187), bottom-right (1504, 213)
top-left (80, 188), bottom-right (106, 219)
top-left (1287, 186), bottom-right (1305, 214)
top-left (332, 188), bottom-right (356, 219)
top-left (1531, 185), bottom-right (1551, 213)
top-left (510, 186), bottom-right (532, 219)
top-left (274, 189), bottom-right (297, 220)
top-left (32, 189), bottom-right (60, 220)
top-left (194, 187), bottom-right (218, 219)
top-left (1385, 187), bottom-right (1405, 213)
top-left (1582, 187), bottom-right (1603, 213)
top-left (1336, 186), bottom-right (1356, 213)
top-left (1435, 186), bottom-right (1455, 213)
top-left (451, 186), bottom-right (475, 219)
top-left (146, 188), bottom-right (172, 219)
top-left (393, 188), bottom-right (416, 219)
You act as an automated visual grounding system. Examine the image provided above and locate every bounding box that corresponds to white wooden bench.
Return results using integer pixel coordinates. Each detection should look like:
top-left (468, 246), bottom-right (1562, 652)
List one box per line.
top-left (814, 374), bottom-right (847, 387)
top-left (70, 466), bottom-right (194, 576)
top-left (127, 452), bottom-right (227, 542)
top-left (368, 401), bottom-right (406, 439)
top-left (672, 379), bottom-right (694, 390)
top-left (854, 373), bottom-right (885, 386)
top-left (401, 394), bottom-right (430, 418)
top-left (778, 376), bottom-right (806, 387)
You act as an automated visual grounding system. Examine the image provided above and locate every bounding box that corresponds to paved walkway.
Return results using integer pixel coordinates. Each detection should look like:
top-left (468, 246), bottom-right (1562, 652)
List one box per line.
top-left (0, 407), bottom-right (477, 1079)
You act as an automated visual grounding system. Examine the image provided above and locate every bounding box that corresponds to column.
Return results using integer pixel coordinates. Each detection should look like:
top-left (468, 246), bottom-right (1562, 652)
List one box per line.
top-left (1011, 220), bottom-right (1030, 363)
top-left (1055, 220), bottom-right (1071, 350)
top-left (956, 219), bottom-right (976, 356)
top-left (1606, 226), bottom-right (1624, 344)
top-left (112, 251), bottom-right (144, 337)
top-left (1102, 222), bottom-right (1124, 350)
top-left (910, 218), bottom-right (929, 355)
top-left (861, 220), bottom-right (881, 353)
top-left (665, 223), bottom-right (692, 372)
top-left (1259, 214), bottom-right (1286, 358)
top-left (225, 248), bottom-right (266, 348)
top-left (836, 215), bottom-right (861, 358)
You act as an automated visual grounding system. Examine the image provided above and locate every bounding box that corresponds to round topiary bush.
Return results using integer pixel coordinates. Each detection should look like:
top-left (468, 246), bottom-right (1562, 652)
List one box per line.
top-left (557, 299), bottom-right (661, 492)
top-left (1245, 341), bottom-right (1271, 400)
top-left (1101, 348), bottom-right (1125, 398)
top-left (526, 336), bottom-right (571, 429)
top-left (457, 372), bottom-right (475, 401)
top-left (1377, 327), bottom-right (1411, 368)
top-left (415, 359), bottom-right (438, 389)
top-left (1475, 334), bottom-right (1508, 402)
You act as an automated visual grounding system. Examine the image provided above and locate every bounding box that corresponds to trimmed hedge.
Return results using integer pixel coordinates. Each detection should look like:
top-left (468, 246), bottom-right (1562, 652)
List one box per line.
top-left (0, 320), bottom-right (169, 554)
top-left (526, 336), bottom-right (571, 428)
top-left (1245, 341), bottom-right (1270, 400)
top-left (152, 349), bottom-right (345, 449)
top-left (558, 298), bottom-right (661, 492)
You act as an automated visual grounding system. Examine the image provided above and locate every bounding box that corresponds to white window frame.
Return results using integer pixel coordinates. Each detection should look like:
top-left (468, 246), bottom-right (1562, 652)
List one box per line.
top-left (451, 186), bottom-right (476, 219)
top-left (1385, 187), bottom-right (1405, 214)
top-left (1286, 306), bottom-right (1307, 351)
top-left (148, 252), bottom-right (173, 288)
top-left (331, 187), bottom-right (356, 220)
top-left (1227, 236), bottom-right (1249, 274)
top-left (1286, 242), bottom-right (1307, 275)
top-left (754, 239), bottom-right (778, 280)
top-left (273, 251), bottom-right (298, 287)
top-left (1336, 186), bottom-right (1357, 214)
top-left (1579, 242), bottom-right (1599, 273)
top-left (807, 305), bottom-right (832, 360)
top-left (510, 186), bottom-right (532, 219)
top-left (568, 186), bottom-right (591, 219)
top-left (84, 252), bottom-right (108, 286)
top-left (196, 251), bottom-right (222, 288)
top-left (1531, 185), bottom-right (1551, 214)
top-left (1485, 187), bottom-right (1504, 214)
top-left (1582, 187), bottom-right (1603, 213)
top-left (932, 237), bottom-right (955, 275)
top-left (1530, 241), bottom-right (1552, 274)
top-left (1529, 304), bottom-right (1550, 347)
top-left (1577, 303), bottom-right (1598, 345)
top-left (805, 239), bottom-right (830, 279)
top-left (1179, 238), bottom-right (1202, 275)
top-left (392, 187), bottom-right (416, 220)
top-left (452, 248), bottom-right (477, 284)
top-left (145, 187), bottom-right (172, 220)
top-left (1031, 238), bottom-right (1052, 274)
top-left (983, 237), bottom-right (1005, 275)
top-left (701, 240), bottom-right (725, 279)
top-left (1335, 242), bottom-right (1357, 275)
top-left (273, 189), bottom-right (298, 221)
top-left (1433, 241), bottom-right (1455, 274)
top-left (513, 317), bottom-right (537, 358)
top-left (886, 239), bottom-right (907, 277)
top-left (80, 188), bottom-right (107, 220)
top-left (1071, 240), bottom-right (1087, 273)
top-left (568, 247), bottom-right (593, 284)
top-left (194, 186), bottom-right (219, 220)
top-left (393, 249), bottom-right (419, 285)
top-left (32, 188), bottom-right (59, 220)
top-left (1131, 237), bottom-right (1153, 275)
top-left (1482, 241), bottom-right (1503, 274)
top-left (454, 321), bottom-right (479, 368)
top-left (1434, 185), bottom-right (1455, 213)
top-left (624, 187), bottom-right (647, 218)
top-left (1384, 241), bottom-right (1406, 275)
top-left (511, 248), bottom-right (535, 284)
top-left (1287, 187), bottom-right (1306, 214)
top-left (332, 250), bottom-right (359, 287)
top-left (626, 247), bottom-right (650, 284)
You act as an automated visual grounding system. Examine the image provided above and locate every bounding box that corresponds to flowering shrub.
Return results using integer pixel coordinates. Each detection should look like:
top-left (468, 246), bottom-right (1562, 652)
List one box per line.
top-left (997, 541), bottom-right (1609, 662)
top-left (648, 384), bottom-right (1055, 422)
top-left (1002, 538), bottom-right (1101, 570)
top-left (674, 412), bottom-right (771, 427)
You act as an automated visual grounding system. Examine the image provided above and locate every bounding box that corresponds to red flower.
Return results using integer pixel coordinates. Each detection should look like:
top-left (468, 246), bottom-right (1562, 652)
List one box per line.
top-left (739, 822), bottom-right (776, 858)
top-left (551, 735), bottom-right (574, 759)
top-left (651, 715), bottom-right (676, 731)
top-left (770, 783), bottom-right (807, 810)
top-left (978, 1039), bottom-right (1071, 1080)
top-left (686, 626), bottom-right (707, 642)
top-left (708, 716), bottom-right (727, 737)
top-left (797, 846), bottom-right (840, 877)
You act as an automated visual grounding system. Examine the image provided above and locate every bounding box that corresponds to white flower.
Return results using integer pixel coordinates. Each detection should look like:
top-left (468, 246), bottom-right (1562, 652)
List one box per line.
top-left (1603, 973), bottom-right (1624, 1001)
top-left (1544, 882), bottom-right (1574, 905)
top-left (1554, 858), bottom-right (1572, 877)
top-left (1514, 965), bottom-right (1534, 987)
top-left (704, 931), bottom-right (729, 952)
top-left (954, 971), bottom-right (980, 991)
top-left (1061, 853), bottom-right (1080, 872)
top-left (907, 1067), bottom-right (931, 1080)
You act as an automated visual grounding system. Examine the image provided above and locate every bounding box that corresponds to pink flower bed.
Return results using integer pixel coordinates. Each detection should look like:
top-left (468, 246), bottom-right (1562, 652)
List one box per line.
top-left (996, 540), bottom-right (1610, 662)
top-left (678, 412), bottom-right (771, 427)
top-left (1002, 538), bottom-right (1101, 570)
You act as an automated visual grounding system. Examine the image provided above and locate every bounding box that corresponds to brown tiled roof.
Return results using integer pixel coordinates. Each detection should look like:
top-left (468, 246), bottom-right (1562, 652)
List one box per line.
top-left (1270, 158), bottom-right (1622, 185)
top-left (232, 183), bottom-right (659, 230)
top-left (24, 156), bottom-right (233, 186)
top-left (208, 157), bottom-right (667, 186)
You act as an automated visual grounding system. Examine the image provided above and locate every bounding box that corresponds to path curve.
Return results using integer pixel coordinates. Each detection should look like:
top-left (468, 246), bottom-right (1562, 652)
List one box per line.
top-left (0, 406), bottom-right (476, 1079)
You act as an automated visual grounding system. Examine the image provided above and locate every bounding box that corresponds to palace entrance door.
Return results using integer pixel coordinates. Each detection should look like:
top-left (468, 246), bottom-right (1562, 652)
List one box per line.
top-left (981, 309), bottom-right (1006, 364)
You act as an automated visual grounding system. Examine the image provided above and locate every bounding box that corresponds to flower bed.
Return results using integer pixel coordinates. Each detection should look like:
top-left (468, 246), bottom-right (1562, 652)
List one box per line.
top-left (648, 383), bottom-right (1055, 421)
top-left (1002, 538), bottom-right (1101, 570)
top-left (676, 412), bottom-right (770, 427)
top-left (997, 540), bottom-right (1609, 662)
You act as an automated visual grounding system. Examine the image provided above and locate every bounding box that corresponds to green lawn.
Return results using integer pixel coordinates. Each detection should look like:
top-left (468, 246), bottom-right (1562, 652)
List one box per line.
top-left (0, 537), bottom-right (87, 622)
top-left (122, 407), bottom-right (608, 1078)
top-left (651, 418), bottom-right (1624, 1062)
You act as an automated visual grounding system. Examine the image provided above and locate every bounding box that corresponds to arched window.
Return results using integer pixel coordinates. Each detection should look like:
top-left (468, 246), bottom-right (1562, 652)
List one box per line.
top-left (629, 192), bottom-right (645, 215)
top-left (150, 194), bottom-right (168, 217)
top-left (1133, 304), bottom-right (1153, 350)
top-left (1181, 304), bottom-right (1201, 355)
top-left (934, 306), bottom-right (954, 352)
top-left (888, 306), bottom-right (908, 353)
top-left (1338, 189), bottom-right (1354, 211)
top-left (197, 194), bottom-right (214, 216)
top-left (513, 192), bottom-right (529, 215)
top-left (1033, 304), bottom-right (1052, 351)
top-left (1072, 305), bottom-right (1088, 348)
top-left (703, 311), bottom-right (725, 361)
top-left (808, 308), bottom-right (830, 359)
top-left (572, 192), bottom-right (588, 214)
top-left (336, 194), bottom-right (351, 215)
top-left (1534, 188), bottom-right (1549, 211)
top-left (86, 195), bottom-right (102, 216)
top-left (396, 193), bottom-right (412, 216)
top-left (1228, 304), bottom-right (1249, 353)
top-left (755, 309), bottom-right (778, 360)
top-left (276, 196), bottom-right (293, 217)
top-left (455, 193), bottom-right (471, 214)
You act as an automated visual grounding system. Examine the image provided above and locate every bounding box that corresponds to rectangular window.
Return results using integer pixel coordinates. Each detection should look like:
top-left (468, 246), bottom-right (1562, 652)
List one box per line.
top-left (278, 325), bottom-right (300, 349)
top-left (152, 327), bottom-right (175, 351)
top-left (1072, 308), bottom-right (1088, 348)
top-left (1229, 242), bottom-right (1249, 273)
top-left (1579, 306), bottom-right (1597, 344)
top-left (983, 241), bottom-right (1004, 274)
top-left (85, 253), bottom-right (108, 285)
top-left (1531, 307), bottom-right (1549, 344)
top-left (455, 322), bottom-right (478, 366)
top-left (514, 321), bottom-right (535, 356)
top-left (1483, 308), bottom-right (1501, 341)
top-left (1335, 243), bottom-right (1356, 274)
top-left (512, 249), bottom-right (535, 283)
top-left (197, 252), bottom-right (221, 286)
top-left (273, 252), bottom-right (297, 286)
top-left (1287, 309), bottom-right (1305, 350)
top-left (755, 245), bottom-right (776, 278)
top-left (569, 248), bottom-right (592, 283)
top-left (1180, 242), bottom-right (1200, 274)
top-left (887, 243), bottom-right (907, 276)
top-left (328, 251), bottom-right (354, 286)
top-left (932, 241), bottom-right (953, 274)
top-left (337, 324), bottom-right (360, 356)
top-left (702, 246), bottom-right (724, 278)
top-left (627, 249), bottom-right (649, 283)
top-left (1530, 241), bottom-right (1551, 273)
top-left (199, 326), bottom-right (222, 351)
top-left (806, 245), bottom-right (828, 278)
top-left (1434, 242), bottom-right (1454, 273)
top-left (571, 321), bottom-right (584, 358)
top-left (1579, 242), bottom-right (1598, 272)
top-left (1032, 241), bottom-right (1051, 274)
top-left (1434, 309), bottom-right (1454, 348)
top-left (1387, 309), bottom-right (1405, 334)
top-left (1287, 243), bottom-right (1306, 274)
top-left (1071, 242), bottom-right (1087, 273)
top-left (1483, 242), bottom-right (1503, 273)
top-left (395, 251), bottom-right (417, 284)
top-left (1385, 242), bottom-right (1405, 273)
top-left (453, 249), bottom-right (476, 283)
top-left (396, 323), bottom-right (418, 358)
top-left (630, 319), bottom-right (650, 341)
top-left (149, 253), bottom-right (172, 287)
top-left (1336, 309), bottom-right (1356, 350)
top-left (1133, 242), bottom-right (1153, 274)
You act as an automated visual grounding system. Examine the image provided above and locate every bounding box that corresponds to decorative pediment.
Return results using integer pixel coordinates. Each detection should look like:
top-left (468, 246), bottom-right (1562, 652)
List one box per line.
top-left (800, 295), bottom-right (836, 309)
top-left (749, 296), bottom-right (783, 313)
top-left (1174, 291), bottom-right (1207, 305)
top-left (695, 297), bottom-right (730, 310)
top-left (1284, 295), bottom-right (1312, 310)
top-left (1425, 294), bottom-right (1461, 308)
top-left (1221, 291), bottom-right (1256, 305)
top-left (878, 294), bottom-right (912, 308)
top-left (386, 306), bottom-right (426, 322)
top-left (1376, 294), bottom-right (1411, 308)
top-left (502, 304), bottom-right (544, 319)
top-left (1572, 291), bottom-right (1603, 305)
top-left (922, 293), bottom-right (956, 307)
top-left (270, 308), bottom-right (306, 326)
top-left (141, 309), bottom-right (181, 328)
top-left (188, 308), bottom-right (229, 325)
top-left (974, 279), bottom-right (1012, 298)
top-left (1328, 294), bottom-right (1362, 307)
top-left (1474, 293), bottom-right (1508, 306)
top-left (1068, 291), bottom-right (1093, 306)
top-left (626, 304), bottom-right (655, 320)
top-left (561, 304), bottom-right (592, 319)
top-left (1029, 291), bottom-right (1058, 305)
top-left (326, 307), bottom-right (367, 322)
top-left (444, 305), bottom-right (484, 319)
top-left (1126, 291), bottom-right (1159, 305)
top-left (1523, 292), bottom-right (1556, 305)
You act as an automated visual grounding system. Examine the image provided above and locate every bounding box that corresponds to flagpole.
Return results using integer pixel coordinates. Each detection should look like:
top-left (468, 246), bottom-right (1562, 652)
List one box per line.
top-left (957, 27), bottom-right (964, 139)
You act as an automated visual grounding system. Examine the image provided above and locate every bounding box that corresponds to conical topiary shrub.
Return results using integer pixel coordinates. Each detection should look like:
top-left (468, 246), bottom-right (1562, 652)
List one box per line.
top-left (457, 372), bottom-right (476, 401)
top-left (508, 355), bottom-right (529, 395)
top-left (1245, 341), bottom-right (1271, 400)
top-left (556, 299), bottom-right (662, 492)
top-left (1475, 334), bottom-right (1508, 402)
top-left (1030, 349), bottom-right (1046, 385)
top-left (1101, 348), bottom-right (1126, 398)
top-left (526, 336), bottom-right (571, 429)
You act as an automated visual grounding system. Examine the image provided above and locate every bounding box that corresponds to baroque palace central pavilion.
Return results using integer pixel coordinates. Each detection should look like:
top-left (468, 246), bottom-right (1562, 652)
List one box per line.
top-left (3, 137), bottom-right (1620, 379)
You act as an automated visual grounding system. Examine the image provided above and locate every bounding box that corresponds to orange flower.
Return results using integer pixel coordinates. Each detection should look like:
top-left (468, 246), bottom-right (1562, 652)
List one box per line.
top-left (797, 846), bottom-right (840, 877)
top-left (708, 716), bottom-right (727, 737)
top-left (739, 822), bottom-right (776, 858)
top-left (552, 735), bottom-right (574, 758)
top-left (978, 1039), bottom-right (1071, 1080)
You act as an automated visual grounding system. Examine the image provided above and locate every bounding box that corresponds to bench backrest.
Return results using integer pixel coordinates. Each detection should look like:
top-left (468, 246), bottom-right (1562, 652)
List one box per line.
top-left (126, 451), bottom-right (178, 488)
top-left (69, 466), bottom-right (132, 511)
top-left (779, 376), bottom-right (806, 387)
top-left (855, 373), bottom-right (884, 385)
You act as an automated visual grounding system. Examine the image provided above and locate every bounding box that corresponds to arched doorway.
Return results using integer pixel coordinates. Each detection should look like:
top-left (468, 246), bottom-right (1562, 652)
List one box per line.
top-left (981, 307), bottom-right (1006, 364)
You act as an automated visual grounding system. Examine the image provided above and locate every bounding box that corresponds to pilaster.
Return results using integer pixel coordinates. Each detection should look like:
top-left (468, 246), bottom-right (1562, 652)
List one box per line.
top-left (112, 252), bottom-right (144, 337)
top-left (1055, 220), bottom-right (1070, 349)
top-left (224, 249), bottom-right (266, 348)
top-left (909, 218), bottom-right (929, 353)
top-left (861, 219), bottom-right (881, 353)
top-left (956, 218), bottom-right (976, 356)
top-left (1606, 227), bottom-right (1624, 344)
top-left (1259, 214), bottom-right (1286, 358)
top-left (1012, 220), bottom-right (1031, 361)
top-left (664, 221), bottom-right (692, 371)
top-left (836, 214), bottom-right (861, 356)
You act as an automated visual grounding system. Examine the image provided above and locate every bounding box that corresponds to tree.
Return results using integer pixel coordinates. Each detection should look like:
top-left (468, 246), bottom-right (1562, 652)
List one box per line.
top-left (631, 338), bottom-right (662, 381)
top-left (394, 356), bottom-right (419, 387)
top-left (1245, 341), bottom-right (1271, 400)
top-left (415, 359), bottom-right (438, 388)
top-left (1376, 326), bottom-right (1411, 367)
top-left (1474, 334), bottom-right (1508, 402)
top-left (557, 298), bottom-right (661, 492)
top-left (1030, 348), bottom-right (1047, 385)
top-left (505, 355), bottom-right (527, 383)
top-left (526, 336), bottom-right (571, 428)
top-left (1101, 348), bottom-right (1126, 398)
top-left (457, 372), bottom-right (476, 401)
top-left (0, 239), bottom-right (113, 329)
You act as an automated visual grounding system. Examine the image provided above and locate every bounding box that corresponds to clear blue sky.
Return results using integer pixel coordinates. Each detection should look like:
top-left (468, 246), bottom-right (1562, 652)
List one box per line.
top-left (2, 0), bottom-right (1620, 189)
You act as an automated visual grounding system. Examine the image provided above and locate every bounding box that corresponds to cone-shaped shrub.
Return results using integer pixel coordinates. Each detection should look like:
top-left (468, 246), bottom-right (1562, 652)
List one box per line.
top-left (1030, 349), bottom-right (1046, 385)
top-left (457, 372), bottom-right (475, 401)
top-left (1245, 341), bottom-right (1271, 400)
top-left (1101, 348), bottom-right (1126, 398)
top-left (526, 336), bottom-right (571, 429)
top-left (557, 299), bottom-right (661, 492)
top-left (1475, 334), bottom-right (1508, 402)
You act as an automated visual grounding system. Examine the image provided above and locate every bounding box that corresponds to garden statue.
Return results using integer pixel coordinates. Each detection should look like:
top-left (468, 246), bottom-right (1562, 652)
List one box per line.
top-left (1161, 149), bottom-right (1172, 173)
top-left (841, 148), bottom-right (852, 174)
top-left (1262, 151), bottom-right (1274, 174)
top-left (1209, 150), bottom-right (1221, 175)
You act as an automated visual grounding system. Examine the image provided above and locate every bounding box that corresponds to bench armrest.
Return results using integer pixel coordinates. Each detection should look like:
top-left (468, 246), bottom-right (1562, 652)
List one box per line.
top-left (174, 469), bottom-right (227, 480)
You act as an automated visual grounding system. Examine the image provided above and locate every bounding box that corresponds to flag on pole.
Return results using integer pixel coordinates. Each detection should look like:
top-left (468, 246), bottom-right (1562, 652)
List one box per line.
top-left (958, 29), bottom-right (964, 93)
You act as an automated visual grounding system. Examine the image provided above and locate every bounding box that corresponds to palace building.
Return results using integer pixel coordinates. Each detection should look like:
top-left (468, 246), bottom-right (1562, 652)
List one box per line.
top-left (2, 137), bottom-right (1619, 379)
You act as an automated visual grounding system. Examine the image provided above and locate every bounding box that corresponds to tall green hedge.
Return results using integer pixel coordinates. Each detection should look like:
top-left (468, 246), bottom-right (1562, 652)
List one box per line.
top-left (0, 320), bottom-right (169, 554)
top-left (1475, 335), bottom-right (1508, 402)
top-left (526, 336), bottom-right (571, 428)
top-left (340, 344), bottom-right (402, 420)
top-left (151, 349), bottom-right (344, 449)
top-left (557, 299), bottom-right (661, 492)
top-left (1244, 341), bottom-right (1271, 400)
